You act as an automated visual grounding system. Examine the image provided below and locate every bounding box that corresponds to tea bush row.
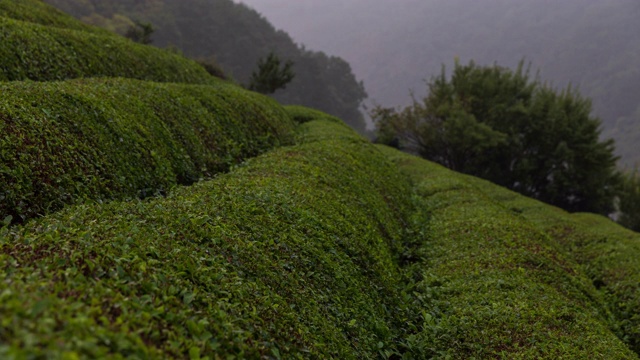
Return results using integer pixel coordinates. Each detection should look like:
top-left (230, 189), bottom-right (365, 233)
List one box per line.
top-left (0, 78), bottom-right (295, 223)
top-left (0, 119), bottom-right (413, 358)
top-left (379, 146), bottom-right (638, 359)
top-left (285, 105), bottom-right (342, 124)
top-left (0, 0), bottom-right (106, 35)
top-left (469, 173), bottom-right (640, 355)
top-left (0, 16), bottom-right (215, 84)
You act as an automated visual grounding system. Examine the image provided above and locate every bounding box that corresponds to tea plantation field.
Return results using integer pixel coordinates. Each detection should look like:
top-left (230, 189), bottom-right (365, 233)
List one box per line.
top-left (1, 0), bottom-right (640, 358)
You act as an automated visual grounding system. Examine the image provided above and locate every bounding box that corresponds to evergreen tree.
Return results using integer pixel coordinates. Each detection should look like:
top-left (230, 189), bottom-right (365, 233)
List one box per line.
top-left (248, 52), bottom-right (294, 94)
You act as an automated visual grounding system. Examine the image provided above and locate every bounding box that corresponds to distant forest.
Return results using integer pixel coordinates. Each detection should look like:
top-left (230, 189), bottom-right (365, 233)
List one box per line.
top-left (243, 0), bottom-right (640, 167)
top-left (44, 0), bottom-right (369, 134)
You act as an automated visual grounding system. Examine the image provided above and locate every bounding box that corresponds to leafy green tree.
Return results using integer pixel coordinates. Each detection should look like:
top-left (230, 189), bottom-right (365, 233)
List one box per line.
top-left (248, 52), bottom-right (294, 94)
top-left (374, 60), bottom-right (620, 214)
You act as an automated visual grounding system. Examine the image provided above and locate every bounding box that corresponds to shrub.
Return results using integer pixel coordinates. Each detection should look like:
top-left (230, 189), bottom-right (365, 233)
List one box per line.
top-left (0, 0), bottom-right (106, 34)
top-left (248, 52), bottom-right (295, 94)
top-left (379, 146), bottom-right (637, 358)
top-left (284, 105), bottom-right (342, 124)
top-left (0, 119), bottom-right (413, 358)
top-left (0, 78), bottom-right (295, 224)
top-left (0, 16), bottom-right (216, 84)
top-left (195, 57), bottom-right (228, 80)
top-left (469, 171), bottom-right (640, 355)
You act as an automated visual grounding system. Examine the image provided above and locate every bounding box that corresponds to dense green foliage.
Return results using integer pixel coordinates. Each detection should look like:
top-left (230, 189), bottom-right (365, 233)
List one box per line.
top-left (375, 61), bottom-right (620, 215)
top-left (2, 0), bottom-right (640, 357)
top-left (619, 169), bottom-right (640, 231)
top-left (464, 167), bottom-right (640, 355)
top-left (380, 147), bottom-right (637, 358)
top-left (285, 105), bottom-right (343, 125)
top-left (0, 78), bottom-right (294, 224)
top-left (2, 117), bottom-right (639, 358)
top-left (43, 0), bottom-right (369, 133)
top-left (248, 52), bottom-right (295, 95)
top-left (0, 119), bottom-right (414, 358)
top-left (0, 16), bottom-right (216, 84)
top-left (0, 0), bottom-right (107, 34)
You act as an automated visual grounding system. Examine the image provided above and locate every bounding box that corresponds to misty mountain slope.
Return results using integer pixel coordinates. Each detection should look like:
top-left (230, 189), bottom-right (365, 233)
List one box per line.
top-left (44, 0), bottom-right (369, 133)
top-left (240, 0), bottom-right (640, 166)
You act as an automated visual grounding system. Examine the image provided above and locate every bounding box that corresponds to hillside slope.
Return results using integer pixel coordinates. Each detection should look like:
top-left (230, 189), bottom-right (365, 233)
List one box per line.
top-left (470, 170), bottom-right (640, 353)
top-left (381, 147), bottom-right (639, 358)
top-left (0, 117), bottom-right (637, 359)
top-left (0, 119), bottom-right (415, 358)
top-left (1, 0), bottom-right (640, 358)
top-left (0, 0), bottom-right (107, 34)
top-left (2, 116), bottom-right (640, 358)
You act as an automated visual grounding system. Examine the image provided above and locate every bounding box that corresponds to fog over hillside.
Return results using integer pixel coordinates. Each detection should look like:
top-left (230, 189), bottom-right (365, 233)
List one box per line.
top-left (237, 0), bottom-right (640, 166)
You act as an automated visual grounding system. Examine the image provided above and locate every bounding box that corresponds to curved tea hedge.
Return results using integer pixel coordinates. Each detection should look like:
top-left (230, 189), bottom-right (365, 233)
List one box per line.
top-left (0, 16), bottom-right (215, 84)
top-left (380, 146), bottom-right (638, 359)
top-left (469, 174), bottom-right (640, 355)
top-left (1, 116), bottom-right (637, 358)
top-left (0, 120), bottom-right (413, 358)
top-left (0, 0), bottom-right (107, 35)
top-left (0, 78), bottom-right (295, 223)
top-left (285, 105), bottom-right (342, 124)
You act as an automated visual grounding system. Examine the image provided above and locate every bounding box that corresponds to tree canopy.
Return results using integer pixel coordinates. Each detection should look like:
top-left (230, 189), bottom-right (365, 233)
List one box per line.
top-left (374, 61), bottom-right (620, 214)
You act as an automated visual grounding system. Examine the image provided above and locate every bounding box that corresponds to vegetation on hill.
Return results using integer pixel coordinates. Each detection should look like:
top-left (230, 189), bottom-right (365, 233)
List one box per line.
top-left (380, 146), bottom-right (637, 358)
top-left (0, 118), bottom-right (415, 358)
top-left (43, 0), bottom-right (370, 133)
top-left (0, 0), bottom-right (296, 224)
top-left (0, 78), bottom-right (294, 224)
top-left (460, 165), bottom-right (640, 354)
top-left (0, 0), bottom-right (107, 34)
top-left (375, 61), bottom-right (620, 215)
top-left (2, 115), bottom-right (639, 358)
top-left (0, 16), bottom-right (216, 84)
top-left (2, 0), bottom-right (640, 357)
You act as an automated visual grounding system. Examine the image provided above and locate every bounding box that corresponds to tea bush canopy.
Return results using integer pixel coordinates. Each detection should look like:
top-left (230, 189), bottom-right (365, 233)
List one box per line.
top-left (2, 119), bottom-right (640, 358)
top-left (2, 0), bottom-right (640, 357)
top-left (0, 17), bottom-right (216, 84)
top-left (0, 0), bottom-right (107, 34)
top-left (0, 79), bottom-right (294, 224)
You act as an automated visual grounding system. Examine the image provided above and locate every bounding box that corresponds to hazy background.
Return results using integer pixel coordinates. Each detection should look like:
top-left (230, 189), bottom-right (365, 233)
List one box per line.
top-left (237, 0), bottom-right (640, 165)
